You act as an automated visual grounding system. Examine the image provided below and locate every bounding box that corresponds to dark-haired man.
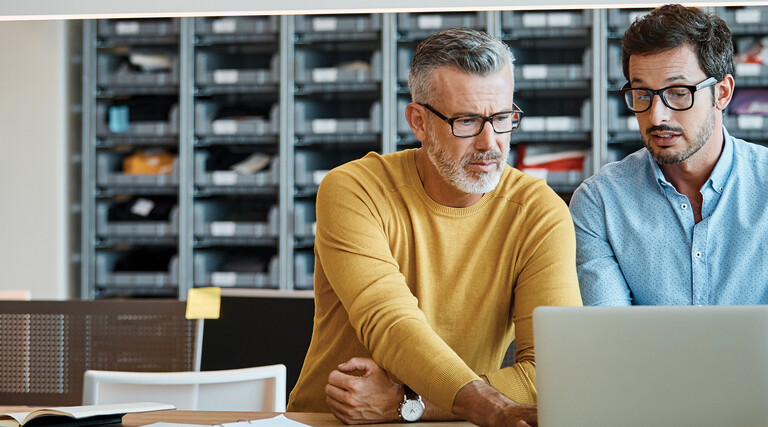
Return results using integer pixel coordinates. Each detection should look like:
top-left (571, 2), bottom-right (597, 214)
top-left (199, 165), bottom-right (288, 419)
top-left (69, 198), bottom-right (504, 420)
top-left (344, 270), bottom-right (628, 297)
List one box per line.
top-left (571, 4), bottom-right (768, 306)
top-left (288, 27), bottom-right (582, 426)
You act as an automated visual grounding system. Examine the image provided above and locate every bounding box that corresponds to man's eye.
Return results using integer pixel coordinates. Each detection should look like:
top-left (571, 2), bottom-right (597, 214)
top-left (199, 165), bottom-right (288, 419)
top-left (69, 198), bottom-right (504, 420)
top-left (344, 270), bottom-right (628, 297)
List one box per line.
top-left (494, 114), bottom-right (511, 123)
top-left (636, 92), bottom-right (651, 101)
top-left (666, 89), bottom-right (689, 99)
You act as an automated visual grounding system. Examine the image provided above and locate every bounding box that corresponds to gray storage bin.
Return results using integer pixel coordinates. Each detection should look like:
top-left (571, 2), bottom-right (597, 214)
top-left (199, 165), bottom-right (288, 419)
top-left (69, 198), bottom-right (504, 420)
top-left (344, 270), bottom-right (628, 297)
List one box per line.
top-left (516, 48), bottom-right (592, 81)
top-left (397, 12), bottom-right (485, 32)
top-left (96, 252), bottom-right (178, 288)
top-left (295, 101), bottom-right (382, 135)
top-left (195, 102), bottom-right (279, 137)
top-left (720, 7), bottom-right (768, 29)
top-left (194, 152), bottom-right (279, 187)
top-left (193, 252), bottom-right (279, 288)
top-left (97, 103), bottom-right (179, 137)
top-left (520, 99), bottom-right (592, 134)
top-left (295, 50), bottom-right (382, 84)
top-left (724, 114), bottom-right (768, 132)
top-left (294, 151), bottom-right (337, 187)
top-left (96, 202), bottom-right (178, 238)
top-left (294, 251), bottom-right (314, 291)
top-left (543, 170), bottom-right (590, 187)
top-left (607, 9), bottom-right (650, 33)
top-left (195, 51), bottom-right (279, 87)
top-left (98, 19), bottom-right (179, 37)
top-left (397, 47), bottom-right (414, 84)
top-left (295, 14), bottom-right (382, 33)
top-left (293, 201), bottom-right (317, 239)
top-left (98, 54), bottom-right (179, 87)
top-left (608, 43), bottom-right (625, 82)
top-left (196, 16), bottom-right (280, 35)
top-left (97, 152), bottom-right (179, 188)
top-left (502, 10), bottom-right (592, 33)
top-left (607, 97), bottom-right (640, 133)
top-left (734, 61), bottom-right (768, 79)
top-left (397, 99), bottom-right (411, 134)
top-left (194, 202), bottom-right (279, 238)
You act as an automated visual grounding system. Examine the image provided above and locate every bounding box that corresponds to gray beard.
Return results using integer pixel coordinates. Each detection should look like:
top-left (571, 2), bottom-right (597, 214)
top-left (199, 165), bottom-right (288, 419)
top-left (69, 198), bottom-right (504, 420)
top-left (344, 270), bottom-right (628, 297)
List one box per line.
top-left (425, 127), bottom-right (507, 194)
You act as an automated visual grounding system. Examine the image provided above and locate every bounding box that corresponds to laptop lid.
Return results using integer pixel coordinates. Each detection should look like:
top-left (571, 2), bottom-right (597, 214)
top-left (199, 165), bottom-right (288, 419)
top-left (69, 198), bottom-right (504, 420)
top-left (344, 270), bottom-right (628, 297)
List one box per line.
top-left (533, 306), bottom-right (768, 427)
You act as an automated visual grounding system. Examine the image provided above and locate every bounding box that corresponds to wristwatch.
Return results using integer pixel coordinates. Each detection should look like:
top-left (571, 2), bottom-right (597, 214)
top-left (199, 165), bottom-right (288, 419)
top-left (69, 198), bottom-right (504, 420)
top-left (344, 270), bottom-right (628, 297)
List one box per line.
top-left (397, 385), bottom-right (425, 422)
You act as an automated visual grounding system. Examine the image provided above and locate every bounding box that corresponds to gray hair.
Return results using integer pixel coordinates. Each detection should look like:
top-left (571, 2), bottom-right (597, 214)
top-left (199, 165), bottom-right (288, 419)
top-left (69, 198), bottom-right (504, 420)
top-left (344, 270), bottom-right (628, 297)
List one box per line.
top-left (408, 27), bottom-right (515, 105)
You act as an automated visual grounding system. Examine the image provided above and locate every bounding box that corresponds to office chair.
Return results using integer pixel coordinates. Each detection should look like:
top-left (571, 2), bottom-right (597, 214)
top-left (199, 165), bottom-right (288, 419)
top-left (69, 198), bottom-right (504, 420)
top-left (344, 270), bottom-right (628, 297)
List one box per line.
top-left (82, 365), bottom-right (287, 412)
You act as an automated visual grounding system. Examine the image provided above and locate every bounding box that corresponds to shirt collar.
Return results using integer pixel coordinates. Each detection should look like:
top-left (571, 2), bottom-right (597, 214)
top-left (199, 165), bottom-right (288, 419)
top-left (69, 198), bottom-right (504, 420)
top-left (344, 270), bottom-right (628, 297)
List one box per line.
top-left (707, 126), bottom-right (733, 194)
top-left (647, 126), bottom-right (734, 195)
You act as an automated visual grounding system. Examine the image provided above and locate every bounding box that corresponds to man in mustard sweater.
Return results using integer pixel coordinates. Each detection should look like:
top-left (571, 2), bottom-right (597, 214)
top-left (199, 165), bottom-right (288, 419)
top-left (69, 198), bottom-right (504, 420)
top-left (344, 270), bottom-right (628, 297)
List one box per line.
top-left (287, 28), bottom-right (582, 426)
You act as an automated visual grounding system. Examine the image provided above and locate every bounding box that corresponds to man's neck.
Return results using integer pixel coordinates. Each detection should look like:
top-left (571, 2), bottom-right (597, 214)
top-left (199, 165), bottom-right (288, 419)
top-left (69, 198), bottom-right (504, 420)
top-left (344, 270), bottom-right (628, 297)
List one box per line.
top-left (658, 129), bottom-right (725, 195)
top-left (657, 127), bottom-right (725, 223)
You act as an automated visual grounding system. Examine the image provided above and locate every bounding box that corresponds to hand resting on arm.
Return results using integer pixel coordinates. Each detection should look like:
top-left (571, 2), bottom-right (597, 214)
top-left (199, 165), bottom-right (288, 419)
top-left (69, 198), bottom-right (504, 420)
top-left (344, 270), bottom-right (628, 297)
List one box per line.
top-left (325, 357), bottom-right (537, 426)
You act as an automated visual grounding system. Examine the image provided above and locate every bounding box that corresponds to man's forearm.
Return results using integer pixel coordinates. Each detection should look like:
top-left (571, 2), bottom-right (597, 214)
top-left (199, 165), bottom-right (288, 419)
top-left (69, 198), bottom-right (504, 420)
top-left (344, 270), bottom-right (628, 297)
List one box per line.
top-left (421, 399), bottom-right (461, 421)
top-left (451, 380), bottom-right (537, 427)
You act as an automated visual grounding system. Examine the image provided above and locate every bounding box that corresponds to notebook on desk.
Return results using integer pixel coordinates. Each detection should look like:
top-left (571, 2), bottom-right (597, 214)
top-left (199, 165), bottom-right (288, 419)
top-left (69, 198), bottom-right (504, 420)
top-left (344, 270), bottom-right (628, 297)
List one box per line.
top-left (533, 305), bottom-right (768, 427)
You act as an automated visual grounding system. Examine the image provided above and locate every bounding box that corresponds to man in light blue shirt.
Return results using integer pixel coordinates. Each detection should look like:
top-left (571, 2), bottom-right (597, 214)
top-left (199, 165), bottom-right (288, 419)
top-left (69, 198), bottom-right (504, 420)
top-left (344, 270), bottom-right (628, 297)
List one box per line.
top-left (570, 4), bottom-right (768, 306)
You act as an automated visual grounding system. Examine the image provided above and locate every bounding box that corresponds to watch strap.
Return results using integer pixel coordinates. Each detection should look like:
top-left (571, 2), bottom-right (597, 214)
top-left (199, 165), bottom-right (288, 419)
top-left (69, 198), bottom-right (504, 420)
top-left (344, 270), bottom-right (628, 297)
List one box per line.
top-left (403, 385), bottom-right (419, 401)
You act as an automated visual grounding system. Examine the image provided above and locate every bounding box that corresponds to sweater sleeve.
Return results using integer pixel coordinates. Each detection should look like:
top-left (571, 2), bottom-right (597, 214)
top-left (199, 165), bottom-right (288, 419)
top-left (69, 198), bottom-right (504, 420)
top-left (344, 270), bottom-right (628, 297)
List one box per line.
top-left (484, 189), bottom-right (582, 404)
top-left (314, 166), bottom-right (481, 413)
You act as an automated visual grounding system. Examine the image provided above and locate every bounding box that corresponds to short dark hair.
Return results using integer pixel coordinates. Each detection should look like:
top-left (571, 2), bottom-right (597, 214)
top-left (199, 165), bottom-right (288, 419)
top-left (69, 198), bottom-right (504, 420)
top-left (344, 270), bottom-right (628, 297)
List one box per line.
top-left (621, 4), bottom-right (734, 81)
top-left (409, 27), bottom-right (514, 105)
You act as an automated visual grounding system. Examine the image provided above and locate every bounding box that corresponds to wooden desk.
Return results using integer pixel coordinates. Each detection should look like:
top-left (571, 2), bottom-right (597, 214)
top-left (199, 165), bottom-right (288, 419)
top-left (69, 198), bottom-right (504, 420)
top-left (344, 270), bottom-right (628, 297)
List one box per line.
top-left (122, 410), bottom-right (472, 427)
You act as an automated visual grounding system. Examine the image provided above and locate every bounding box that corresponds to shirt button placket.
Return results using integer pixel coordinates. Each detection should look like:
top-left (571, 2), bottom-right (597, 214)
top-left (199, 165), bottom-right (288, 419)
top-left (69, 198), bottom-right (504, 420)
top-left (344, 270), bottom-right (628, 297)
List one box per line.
top-left (691, 218), bottom-right (708, 305)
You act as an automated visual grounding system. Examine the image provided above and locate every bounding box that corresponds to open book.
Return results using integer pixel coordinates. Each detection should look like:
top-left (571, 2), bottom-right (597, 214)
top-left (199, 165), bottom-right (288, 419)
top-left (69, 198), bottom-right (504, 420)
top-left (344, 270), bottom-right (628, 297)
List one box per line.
top-left (0, 402), bottom-right (175, 427)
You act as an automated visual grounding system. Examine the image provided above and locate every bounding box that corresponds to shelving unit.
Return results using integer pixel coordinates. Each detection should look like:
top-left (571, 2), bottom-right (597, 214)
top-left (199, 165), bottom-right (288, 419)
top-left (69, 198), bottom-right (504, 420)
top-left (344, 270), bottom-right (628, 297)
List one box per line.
top-left (605, 8), bottom-right (649, 163)
top-left (501, 10), bottom-right (596, 201)
top-left (191, 16), bottom-right (282, 292)
top-left (81, 7), bottom-right (765, 299)
top-left (82, 18), bottom-right (182, 298)
top-left (719, 6), bottom-right (768, 147)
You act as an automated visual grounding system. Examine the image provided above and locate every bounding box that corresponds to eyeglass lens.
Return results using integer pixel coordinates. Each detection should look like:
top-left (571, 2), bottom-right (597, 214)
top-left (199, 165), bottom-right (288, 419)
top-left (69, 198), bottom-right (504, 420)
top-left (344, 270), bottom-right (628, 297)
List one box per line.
top-left (452, 112), bottom-right (522, 137)
top-left (623, 87), bottom-right (694, 112)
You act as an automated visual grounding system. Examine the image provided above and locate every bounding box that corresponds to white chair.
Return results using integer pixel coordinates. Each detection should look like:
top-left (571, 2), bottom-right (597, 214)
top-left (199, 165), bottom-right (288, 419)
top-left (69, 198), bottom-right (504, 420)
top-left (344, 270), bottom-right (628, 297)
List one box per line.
top-left (82, 365), bottom-right (286, 412)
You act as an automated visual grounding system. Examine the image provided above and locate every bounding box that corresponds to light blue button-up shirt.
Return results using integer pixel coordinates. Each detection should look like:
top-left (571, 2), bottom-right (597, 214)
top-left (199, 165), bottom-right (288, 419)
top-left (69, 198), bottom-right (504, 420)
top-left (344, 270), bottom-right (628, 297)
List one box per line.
top-left (570, 128), bottom-right (768, 306)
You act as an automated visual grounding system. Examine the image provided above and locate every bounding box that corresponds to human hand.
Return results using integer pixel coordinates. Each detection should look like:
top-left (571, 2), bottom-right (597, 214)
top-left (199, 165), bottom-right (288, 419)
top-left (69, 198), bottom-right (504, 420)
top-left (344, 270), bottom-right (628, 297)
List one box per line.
top-left (325, 357), bottom-right (403, 424)
top-left (452, 379), bottom-right (538, 427)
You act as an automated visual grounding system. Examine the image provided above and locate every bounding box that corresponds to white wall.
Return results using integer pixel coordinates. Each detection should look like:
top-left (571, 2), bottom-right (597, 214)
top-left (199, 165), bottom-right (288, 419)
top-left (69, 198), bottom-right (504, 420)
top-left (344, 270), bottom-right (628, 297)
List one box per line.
top-left (0, 0), bottom-right (703, 21)
top-left (0, 20), bottom-right (70, 299)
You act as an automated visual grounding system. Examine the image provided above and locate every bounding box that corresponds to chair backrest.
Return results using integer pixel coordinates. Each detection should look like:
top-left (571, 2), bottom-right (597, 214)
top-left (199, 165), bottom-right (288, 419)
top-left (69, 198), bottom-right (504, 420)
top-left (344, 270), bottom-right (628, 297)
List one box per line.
top-left (0, 300), bottom-right (195, 406)
top-left (82, 365), bottom-right (287, 412)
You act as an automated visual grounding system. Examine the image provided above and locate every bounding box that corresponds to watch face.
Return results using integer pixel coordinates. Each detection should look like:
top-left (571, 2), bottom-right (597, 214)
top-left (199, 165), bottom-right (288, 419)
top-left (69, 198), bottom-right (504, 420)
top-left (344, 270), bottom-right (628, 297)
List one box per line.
top-left (401, 399), bottom-right (425, 422)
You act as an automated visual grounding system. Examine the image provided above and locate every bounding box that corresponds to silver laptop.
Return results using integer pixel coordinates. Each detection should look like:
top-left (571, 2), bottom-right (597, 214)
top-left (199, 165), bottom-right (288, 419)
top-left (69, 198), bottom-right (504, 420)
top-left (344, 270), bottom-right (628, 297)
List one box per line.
top-left (534, 306), bottom-right (768, 427)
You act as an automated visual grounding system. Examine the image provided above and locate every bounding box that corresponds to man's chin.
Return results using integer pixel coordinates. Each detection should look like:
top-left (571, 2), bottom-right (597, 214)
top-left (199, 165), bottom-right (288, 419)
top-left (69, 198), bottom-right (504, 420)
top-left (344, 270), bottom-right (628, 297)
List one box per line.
top-left (459, 172), bottom-right (502, 194)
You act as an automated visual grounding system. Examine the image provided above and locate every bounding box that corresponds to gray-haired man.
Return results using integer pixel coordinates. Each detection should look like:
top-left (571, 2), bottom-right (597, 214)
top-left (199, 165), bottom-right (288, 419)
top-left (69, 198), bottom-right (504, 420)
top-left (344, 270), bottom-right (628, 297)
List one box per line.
top-left (287, 27), bottom-right (581, 426)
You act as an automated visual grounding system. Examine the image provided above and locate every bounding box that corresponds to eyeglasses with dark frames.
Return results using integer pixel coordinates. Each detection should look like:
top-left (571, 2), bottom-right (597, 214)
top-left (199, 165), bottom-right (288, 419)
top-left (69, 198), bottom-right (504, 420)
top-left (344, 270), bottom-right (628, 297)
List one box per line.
top-left (419, 103), bottom-right (524, 138)
top-left (620, 77), bottom-right (718, 113)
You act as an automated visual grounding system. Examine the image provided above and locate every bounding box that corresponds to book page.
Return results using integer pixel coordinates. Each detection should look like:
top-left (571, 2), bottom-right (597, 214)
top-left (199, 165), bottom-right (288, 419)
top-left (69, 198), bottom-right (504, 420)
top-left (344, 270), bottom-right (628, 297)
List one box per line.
top-left (0, 402), bottom-right (175, 427)
top-left (41, 402), bottom-right (174, 419)
top-left (0, 412), bottom-right (30, 427)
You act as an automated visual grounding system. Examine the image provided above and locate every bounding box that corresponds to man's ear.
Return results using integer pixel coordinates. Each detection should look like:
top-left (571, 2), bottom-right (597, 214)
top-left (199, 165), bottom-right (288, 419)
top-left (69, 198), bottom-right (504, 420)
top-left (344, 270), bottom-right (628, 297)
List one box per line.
top-left (715, 74), bottom-right (735, 111)
top-left (405, 103), bottom-right (428, 142)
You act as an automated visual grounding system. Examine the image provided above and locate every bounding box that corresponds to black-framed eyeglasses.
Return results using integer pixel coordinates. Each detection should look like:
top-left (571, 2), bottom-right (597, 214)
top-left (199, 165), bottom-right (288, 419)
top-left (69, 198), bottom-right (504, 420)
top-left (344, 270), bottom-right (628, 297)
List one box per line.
top-left (419, 103), bottom-right (524, 138)
top-left (619, 77), bottom-right (718, 113)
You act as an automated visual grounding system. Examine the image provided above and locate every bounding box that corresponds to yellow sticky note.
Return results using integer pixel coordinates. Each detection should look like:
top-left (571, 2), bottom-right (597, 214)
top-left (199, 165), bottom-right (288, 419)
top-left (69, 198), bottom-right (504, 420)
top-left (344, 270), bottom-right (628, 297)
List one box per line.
top-left (186, 287), bottom-right (221, 319)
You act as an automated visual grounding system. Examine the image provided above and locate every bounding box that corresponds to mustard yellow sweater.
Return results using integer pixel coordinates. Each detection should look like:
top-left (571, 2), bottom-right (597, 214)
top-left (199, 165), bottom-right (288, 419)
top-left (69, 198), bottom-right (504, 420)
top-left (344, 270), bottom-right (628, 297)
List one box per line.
top-left (288, 149), bottom-right (581, 413)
